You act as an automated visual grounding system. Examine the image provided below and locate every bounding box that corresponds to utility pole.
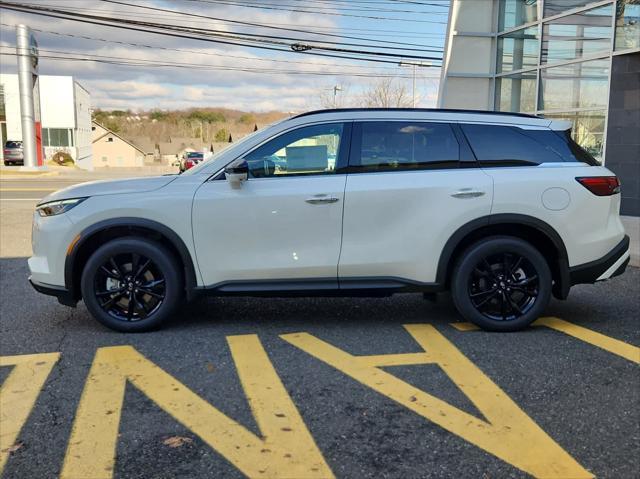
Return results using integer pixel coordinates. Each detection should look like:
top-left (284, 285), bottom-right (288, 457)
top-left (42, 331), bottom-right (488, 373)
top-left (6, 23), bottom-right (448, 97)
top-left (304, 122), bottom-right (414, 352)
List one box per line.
top-left (333, 85), bottom-right (342, 108)
top-left (16, 24), bottom-right (44, 170)
top-left (398, 61), bottom-right (432, 108)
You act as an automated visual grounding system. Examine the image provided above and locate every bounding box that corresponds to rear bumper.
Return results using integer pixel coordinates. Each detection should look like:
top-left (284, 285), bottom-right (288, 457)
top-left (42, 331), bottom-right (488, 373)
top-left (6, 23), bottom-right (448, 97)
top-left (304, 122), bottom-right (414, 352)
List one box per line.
top-left (569, 235), bottom-right (630, 285)
top-left (29, 277), bottom-right (77, 307)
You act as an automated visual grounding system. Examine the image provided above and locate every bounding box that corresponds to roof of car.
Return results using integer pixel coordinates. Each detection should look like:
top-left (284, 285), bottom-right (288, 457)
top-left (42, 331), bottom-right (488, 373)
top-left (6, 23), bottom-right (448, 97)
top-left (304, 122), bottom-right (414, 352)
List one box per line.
top-left (293, 108), bottom-right (540, 119)
top-left (287, 107), bottom-right (566, 129)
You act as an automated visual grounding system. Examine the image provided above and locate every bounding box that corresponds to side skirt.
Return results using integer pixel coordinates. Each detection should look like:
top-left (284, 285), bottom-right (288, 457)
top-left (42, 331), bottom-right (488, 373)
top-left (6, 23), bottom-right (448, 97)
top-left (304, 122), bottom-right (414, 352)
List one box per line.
top-left (196, 277), bottom-right (445, 298)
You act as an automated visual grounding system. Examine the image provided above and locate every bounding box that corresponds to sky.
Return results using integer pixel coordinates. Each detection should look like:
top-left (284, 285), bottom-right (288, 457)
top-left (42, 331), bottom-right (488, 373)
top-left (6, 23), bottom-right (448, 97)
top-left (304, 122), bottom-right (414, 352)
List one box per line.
top-left (0, 0), bottom-right (449, 112)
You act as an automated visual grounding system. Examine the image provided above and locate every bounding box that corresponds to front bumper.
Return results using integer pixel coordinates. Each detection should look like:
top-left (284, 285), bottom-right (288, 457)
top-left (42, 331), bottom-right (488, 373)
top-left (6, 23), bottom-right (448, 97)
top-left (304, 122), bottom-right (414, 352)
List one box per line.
top-left (569, 235), bottom-right (630, 285)
top-left (29, 277), bottom-right (77, 307)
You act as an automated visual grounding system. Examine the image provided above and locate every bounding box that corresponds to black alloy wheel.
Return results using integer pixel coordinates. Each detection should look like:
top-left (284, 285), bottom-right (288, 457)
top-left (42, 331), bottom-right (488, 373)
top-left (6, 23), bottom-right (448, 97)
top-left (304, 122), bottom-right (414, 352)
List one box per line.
top-left (81, 237), bottom-right (182, 332)
top-left (94, 253), bottom-right (166, 322)
top-left (451, 236), bottom-right (552, 332)
top-left (468, 252), bottom-right (539, 321)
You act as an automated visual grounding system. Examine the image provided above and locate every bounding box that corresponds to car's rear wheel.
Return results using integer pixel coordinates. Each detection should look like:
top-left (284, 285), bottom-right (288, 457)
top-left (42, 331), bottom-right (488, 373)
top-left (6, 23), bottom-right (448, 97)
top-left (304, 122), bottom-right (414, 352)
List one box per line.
top-left (81, 237), bottom-right (182, 332)
top-left (451, 236), bottom-right (552, 331)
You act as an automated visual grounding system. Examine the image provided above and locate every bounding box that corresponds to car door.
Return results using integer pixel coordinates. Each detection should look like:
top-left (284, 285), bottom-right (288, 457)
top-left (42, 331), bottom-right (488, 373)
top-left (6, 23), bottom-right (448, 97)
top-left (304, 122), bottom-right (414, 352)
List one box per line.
top-left (192, 122), bottom-right (350, 288)
top-left (338, 120), bottom-right (494, 287)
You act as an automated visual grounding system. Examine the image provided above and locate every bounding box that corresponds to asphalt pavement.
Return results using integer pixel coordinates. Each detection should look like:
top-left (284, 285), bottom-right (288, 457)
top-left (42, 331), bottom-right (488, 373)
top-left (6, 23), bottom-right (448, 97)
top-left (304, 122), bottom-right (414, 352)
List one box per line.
top-left (0, 173), bottom-right (639, 479)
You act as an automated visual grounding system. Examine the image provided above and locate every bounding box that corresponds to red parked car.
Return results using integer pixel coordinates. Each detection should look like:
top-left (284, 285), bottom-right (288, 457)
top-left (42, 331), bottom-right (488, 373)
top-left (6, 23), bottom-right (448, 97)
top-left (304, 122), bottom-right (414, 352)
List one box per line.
top-left (179, 152), bottom-right (204, 172)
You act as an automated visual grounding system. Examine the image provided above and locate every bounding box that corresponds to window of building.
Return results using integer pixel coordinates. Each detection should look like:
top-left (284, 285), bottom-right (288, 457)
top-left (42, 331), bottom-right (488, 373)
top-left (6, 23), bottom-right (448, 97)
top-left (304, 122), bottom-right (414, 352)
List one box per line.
top-left (543, 0), bottom-right (599, 18)
top-left (539, 58), bottom-right (609, 110)
top-left (615, 0), bottom-right (640, 51)
top-left (350, 122), bottom-right (459, 172)
top-left (497, 26), bottom-right (540, 73)
top-left (543, 110), bottom-right (606, 160)
top-left (495, 71), bottom-right (538, 112)
top-left (43, 128), bottom-right (73, 147)
top-left (244, 123), bottom-right (344, 177)
top-left (541, 4), bottom-right (614, 64)
top-left (498, 0), bottom-right (538, 31)
top-left (460, 124), bottom-right (583, 165)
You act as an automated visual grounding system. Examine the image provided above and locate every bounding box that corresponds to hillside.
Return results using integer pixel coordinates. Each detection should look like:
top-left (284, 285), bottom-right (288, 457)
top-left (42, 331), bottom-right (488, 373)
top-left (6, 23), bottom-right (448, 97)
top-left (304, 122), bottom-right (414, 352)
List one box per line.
top-left (92, 108), bottom-right (291, 145)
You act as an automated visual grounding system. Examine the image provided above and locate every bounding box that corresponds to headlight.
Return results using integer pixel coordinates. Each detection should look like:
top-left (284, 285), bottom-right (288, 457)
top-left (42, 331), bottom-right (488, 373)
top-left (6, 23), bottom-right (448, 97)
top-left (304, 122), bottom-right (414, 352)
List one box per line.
top-left (36, 198), bottom-right (87, 217)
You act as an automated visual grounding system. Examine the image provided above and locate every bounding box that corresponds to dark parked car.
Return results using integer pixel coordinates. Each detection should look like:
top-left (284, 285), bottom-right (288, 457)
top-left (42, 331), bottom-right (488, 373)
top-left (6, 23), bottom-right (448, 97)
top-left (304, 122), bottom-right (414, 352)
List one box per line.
top-left (3, 141), bottom-right (24, 166)
top-left (179, 151), bottom-right (204, 172)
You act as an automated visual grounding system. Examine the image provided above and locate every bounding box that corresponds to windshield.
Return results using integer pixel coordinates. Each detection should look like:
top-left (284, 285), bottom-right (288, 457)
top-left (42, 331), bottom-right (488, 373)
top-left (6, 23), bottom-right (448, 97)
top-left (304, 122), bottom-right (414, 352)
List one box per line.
top-left (187, 152), bottom-right (203, 158)
top-left (5, 141), bottom-right (22, 148)
top-left (181, 119), bottom-right (287, 175)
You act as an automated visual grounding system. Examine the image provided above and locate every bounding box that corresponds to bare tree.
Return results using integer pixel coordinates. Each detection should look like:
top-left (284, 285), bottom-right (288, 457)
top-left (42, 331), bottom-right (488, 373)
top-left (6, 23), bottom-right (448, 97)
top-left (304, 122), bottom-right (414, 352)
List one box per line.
top-left (361, 77), bottom-right (412, 108)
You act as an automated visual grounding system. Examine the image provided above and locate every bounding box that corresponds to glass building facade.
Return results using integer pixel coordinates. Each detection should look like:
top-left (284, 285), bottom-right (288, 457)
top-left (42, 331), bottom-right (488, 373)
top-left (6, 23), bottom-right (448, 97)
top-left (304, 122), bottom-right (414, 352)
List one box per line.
top-left (439, 0), bottom-right (639, 214)
top-left (494, 0), bottom-right (639, 162)
top-left (484, 0), bottom-right (640, 215)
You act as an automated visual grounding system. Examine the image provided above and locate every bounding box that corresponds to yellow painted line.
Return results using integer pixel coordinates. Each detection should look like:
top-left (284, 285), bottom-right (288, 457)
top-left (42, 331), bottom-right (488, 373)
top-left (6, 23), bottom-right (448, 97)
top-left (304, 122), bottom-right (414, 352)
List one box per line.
top-left (0, 352), bottom-right (60, 474)
top-left (282, 325), bottom-right (591, 478)
top-left (0, 188), bottom-right (57, 192)
top-left (356, 352), bottom-right (431, 367)
top-left (450, 318), bottom-right (640, 364)
top-left (62, 341), bottom-right (332, 479)
top-left (450, 322), bottom-right (481, 332)
top-left (535, 317), bottom-right (640, 364)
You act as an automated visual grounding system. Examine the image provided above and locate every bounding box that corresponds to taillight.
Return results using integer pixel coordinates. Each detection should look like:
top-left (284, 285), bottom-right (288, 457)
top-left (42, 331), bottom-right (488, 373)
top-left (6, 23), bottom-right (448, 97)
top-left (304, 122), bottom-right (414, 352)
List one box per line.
top-left (576, 176), bottom-right (620, 196)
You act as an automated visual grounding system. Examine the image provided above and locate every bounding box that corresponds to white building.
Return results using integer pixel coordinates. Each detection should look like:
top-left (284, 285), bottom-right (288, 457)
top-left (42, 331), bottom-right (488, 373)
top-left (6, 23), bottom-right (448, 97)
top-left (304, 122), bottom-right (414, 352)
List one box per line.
top-left (0, 74), bottom-right (92, 170)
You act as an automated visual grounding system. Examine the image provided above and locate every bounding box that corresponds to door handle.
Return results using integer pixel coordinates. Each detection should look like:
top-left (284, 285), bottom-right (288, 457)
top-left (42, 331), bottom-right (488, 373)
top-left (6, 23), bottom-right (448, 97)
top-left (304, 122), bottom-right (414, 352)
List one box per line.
top-left (451, 188), bottom-right (486, 199)
top-left (305, 195), bottom-right (340, 205)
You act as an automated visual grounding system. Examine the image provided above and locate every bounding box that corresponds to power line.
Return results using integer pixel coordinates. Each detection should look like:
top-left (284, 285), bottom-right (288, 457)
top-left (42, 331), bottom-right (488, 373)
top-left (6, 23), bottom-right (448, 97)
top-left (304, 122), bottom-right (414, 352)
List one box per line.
top-left (180, 0), bottom-right (448, 23)
top-left (2, 24), bottom-right (424, 72)
top-left (0, 48), bottom-right (442, 79)
top-left (188, 0), bottom-right (449, 15)
top-left (0, 2), bottom-right (443, 65)
top-left (98, 0), bottom-right (443, 51)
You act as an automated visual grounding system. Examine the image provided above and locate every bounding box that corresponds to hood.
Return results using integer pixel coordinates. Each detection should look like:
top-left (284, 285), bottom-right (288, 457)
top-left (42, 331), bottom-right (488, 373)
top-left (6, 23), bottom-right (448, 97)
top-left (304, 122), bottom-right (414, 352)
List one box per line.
top-left (39, 175), bottom-right (178, 205)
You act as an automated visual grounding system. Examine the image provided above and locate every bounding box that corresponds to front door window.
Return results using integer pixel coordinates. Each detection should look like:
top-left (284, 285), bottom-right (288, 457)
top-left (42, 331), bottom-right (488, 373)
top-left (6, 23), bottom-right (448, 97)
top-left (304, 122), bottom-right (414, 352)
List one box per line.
top-left (244, 123), bottom-right (344, 177)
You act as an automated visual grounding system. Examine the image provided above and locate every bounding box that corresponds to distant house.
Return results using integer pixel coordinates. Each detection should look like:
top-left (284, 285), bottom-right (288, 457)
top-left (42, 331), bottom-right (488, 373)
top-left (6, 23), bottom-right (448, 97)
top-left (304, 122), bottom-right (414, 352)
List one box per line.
top-left (128, 136), bottom-right (158, 164)
top-left (91, 121), bottom-right (145, 167)
top-left (157, 142), bottom-right (182, 164)
top-left (169, 137), bottom-right (204, 151)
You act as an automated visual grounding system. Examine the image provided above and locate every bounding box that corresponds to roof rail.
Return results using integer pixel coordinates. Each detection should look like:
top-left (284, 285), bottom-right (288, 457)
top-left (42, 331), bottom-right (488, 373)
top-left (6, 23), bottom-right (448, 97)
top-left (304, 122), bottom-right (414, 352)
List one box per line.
top-left (291, 107), bottom-right (541, 120)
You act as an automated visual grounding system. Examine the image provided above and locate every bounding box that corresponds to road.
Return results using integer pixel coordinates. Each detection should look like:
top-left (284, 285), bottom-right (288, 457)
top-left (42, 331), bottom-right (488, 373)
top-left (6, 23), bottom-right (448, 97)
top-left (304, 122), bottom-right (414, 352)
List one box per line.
top-left (1, 173), bottom-right (639, 479)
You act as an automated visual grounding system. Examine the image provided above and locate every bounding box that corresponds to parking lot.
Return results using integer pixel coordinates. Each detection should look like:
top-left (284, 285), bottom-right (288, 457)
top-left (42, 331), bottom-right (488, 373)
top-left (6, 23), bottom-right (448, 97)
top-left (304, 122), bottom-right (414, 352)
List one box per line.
top-left (1, 173), bottom-right (639, 479)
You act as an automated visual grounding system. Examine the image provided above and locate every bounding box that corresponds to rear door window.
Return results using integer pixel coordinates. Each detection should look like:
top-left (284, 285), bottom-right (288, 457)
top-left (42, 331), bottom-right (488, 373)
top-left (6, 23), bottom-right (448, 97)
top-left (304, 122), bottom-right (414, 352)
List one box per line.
top-left (350, 121), bottom-right (460, 172)
top-left (460, 124), bottom-right (590, 166)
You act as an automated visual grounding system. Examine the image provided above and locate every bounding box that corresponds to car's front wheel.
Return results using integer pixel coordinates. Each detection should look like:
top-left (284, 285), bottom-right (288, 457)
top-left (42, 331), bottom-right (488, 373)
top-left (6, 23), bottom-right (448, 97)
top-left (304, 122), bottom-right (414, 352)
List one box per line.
top-left (451, 236), bottom-right (552, 331)
top-left (81, 237), bottom-right (182, 332)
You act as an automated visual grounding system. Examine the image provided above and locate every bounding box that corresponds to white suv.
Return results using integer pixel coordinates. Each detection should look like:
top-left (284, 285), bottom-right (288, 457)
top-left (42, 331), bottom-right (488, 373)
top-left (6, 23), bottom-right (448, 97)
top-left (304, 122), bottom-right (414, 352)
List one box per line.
top-left (29, 109), bottom-right (630, 332)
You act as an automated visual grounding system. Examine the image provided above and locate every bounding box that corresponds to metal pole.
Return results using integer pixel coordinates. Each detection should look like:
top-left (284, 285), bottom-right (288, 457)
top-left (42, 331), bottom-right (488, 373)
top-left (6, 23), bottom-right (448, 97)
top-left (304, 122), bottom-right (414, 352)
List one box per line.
top-left (16, 24), bottom-right (39, 170)
top-left (412, 64), bottom-right (416, 107)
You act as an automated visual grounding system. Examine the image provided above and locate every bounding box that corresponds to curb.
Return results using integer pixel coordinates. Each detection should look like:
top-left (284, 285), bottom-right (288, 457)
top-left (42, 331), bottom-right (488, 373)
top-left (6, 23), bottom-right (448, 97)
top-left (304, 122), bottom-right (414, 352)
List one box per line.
top-left (0, 171), bottom-right (60, 179)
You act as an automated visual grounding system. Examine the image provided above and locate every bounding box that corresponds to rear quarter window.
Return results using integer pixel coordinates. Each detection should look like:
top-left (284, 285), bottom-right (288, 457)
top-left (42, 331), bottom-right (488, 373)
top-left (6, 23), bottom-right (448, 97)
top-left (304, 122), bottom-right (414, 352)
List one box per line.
top-left (460, 124), bottom-right (596, 166)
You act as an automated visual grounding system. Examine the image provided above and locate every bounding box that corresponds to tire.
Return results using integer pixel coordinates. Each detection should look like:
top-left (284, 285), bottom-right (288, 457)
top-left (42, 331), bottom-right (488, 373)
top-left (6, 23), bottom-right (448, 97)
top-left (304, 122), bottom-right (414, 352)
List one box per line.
top-left (4, 161), bottom-right (12, 166)
top-left (451, 236), bottom-right (552, 332)
top-left (81, 237), bottom-right (183, 332)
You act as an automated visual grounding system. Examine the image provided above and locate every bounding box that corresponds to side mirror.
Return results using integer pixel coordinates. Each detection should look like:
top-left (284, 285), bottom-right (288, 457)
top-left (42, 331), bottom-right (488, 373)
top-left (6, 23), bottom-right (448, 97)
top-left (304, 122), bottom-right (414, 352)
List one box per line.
top-left (225, 160), bottom-right (248, 189)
